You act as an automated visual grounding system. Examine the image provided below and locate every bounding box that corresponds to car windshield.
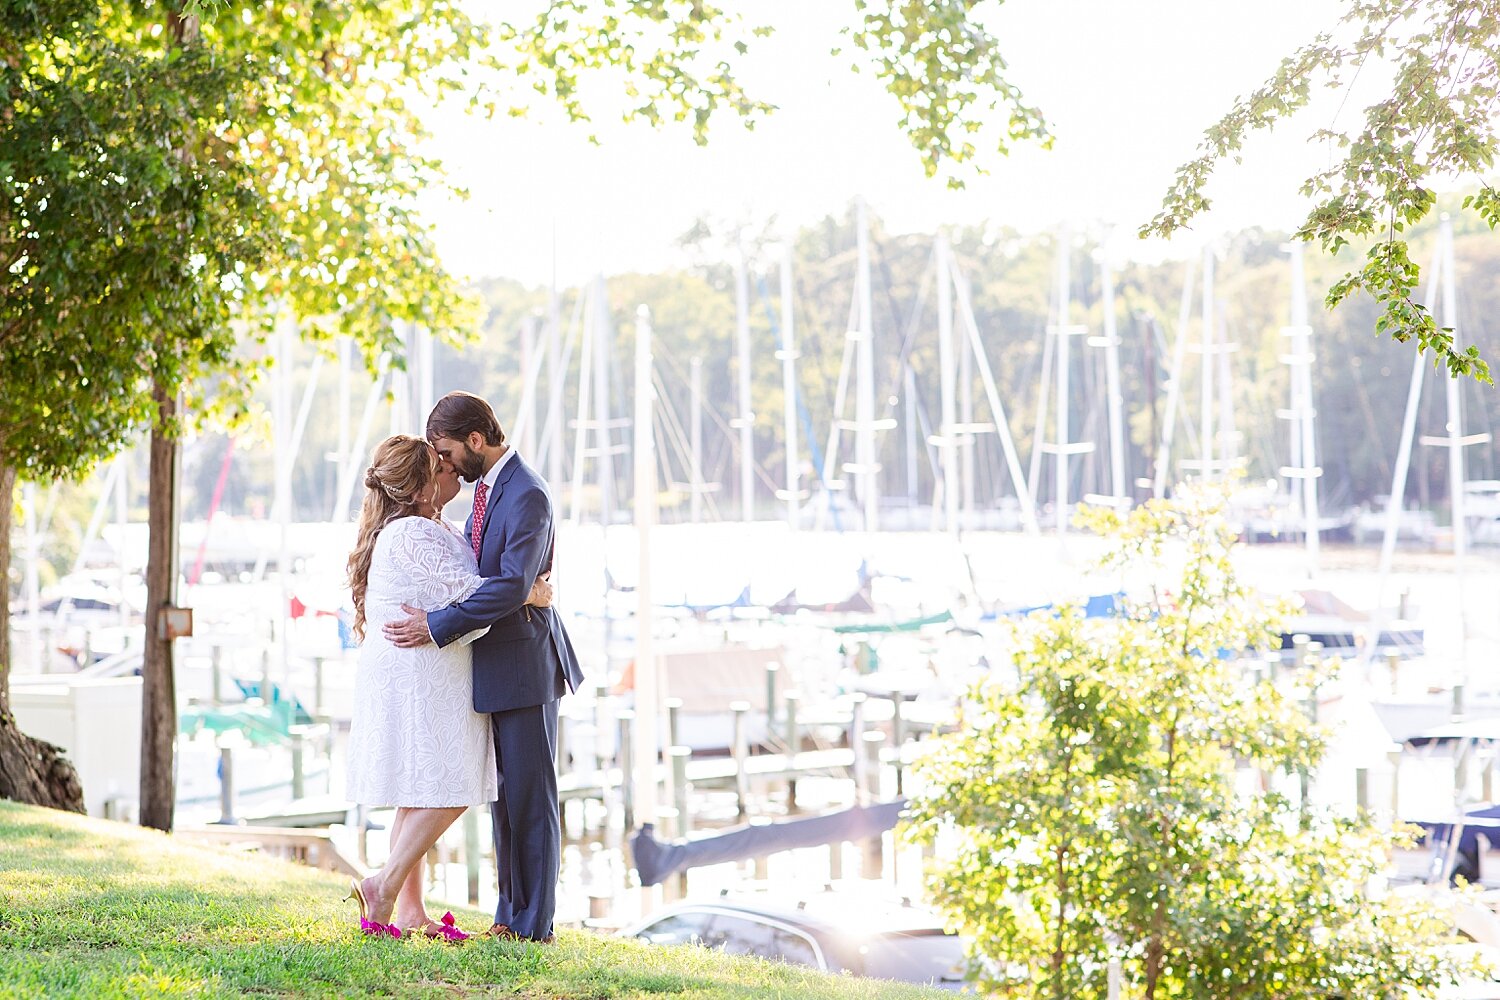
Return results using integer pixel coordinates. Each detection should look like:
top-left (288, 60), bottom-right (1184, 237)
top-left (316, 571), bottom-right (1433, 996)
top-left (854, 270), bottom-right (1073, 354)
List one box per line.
top-left (633, 911), bottom-right (713, 947)
top-left (860, 932), bottom-right (967, 986)
top-left (704, 913), bottom-right (822, 969)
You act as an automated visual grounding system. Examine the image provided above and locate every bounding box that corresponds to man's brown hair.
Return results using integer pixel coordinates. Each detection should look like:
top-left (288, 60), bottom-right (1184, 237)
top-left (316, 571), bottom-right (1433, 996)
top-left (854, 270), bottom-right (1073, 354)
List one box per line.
top-left (426, 391), bottom-right (505, 447)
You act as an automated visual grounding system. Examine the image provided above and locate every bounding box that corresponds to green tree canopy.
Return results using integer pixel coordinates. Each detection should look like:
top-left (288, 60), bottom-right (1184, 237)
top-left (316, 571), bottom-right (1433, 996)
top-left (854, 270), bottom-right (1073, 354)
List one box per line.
top-left (1, 0), bottom-right (264, 479)
top-left (190, 0), bottom-right (1051, 188)
top-left (1145, 0), bottom-right (1499, 384)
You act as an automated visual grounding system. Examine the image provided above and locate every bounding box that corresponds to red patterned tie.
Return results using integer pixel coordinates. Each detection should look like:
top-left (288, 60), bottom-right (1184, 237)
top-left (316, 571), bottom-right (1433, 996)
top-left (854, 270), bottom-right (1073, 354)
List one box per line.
top-left (470, 480), bottom-right (489, 561)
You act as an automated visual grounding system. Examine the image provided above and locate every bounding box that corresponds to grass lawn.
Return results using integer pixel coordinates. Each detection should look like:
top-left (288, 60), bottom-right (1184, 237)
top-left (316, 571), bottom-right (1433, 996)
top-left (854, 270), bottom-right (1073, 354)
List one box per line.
top-left (0, 801), bottom-right (952, 999)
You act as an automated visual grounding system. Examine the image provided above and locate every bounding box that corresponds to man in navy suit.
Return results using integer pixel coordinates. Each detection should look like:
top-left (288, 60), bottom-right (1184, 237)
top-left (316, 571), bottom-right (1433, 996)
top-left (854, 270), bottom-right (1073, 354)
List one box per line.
top-left (384, 390), bottom-right (584, 943)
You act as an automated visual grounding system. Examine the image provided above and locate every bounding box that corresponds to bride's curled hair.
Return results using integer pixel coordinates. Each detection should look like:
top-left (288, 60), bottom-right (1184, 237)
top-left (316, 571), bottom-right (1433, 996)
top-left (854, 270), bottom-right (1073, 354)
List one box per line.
top-left (346, 434), bottom-right (438, 641)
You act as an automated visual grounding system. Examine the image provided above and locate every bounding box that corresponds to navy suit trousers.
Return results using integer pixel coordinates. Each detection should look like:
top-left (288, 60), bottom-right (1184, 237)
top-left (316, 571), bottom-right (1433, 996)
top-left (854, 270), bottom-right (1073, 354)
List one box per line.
top-left (489, 699), bottom-right (560, 939)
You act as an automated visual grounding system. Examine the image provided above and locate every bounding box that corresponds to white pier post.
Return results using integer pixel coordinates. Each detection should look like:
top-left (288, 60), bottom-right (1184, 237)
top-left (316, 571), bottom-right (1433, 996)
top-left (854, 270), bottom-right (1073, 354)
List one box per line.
top-left (632, 305), bottom-right (661, 844)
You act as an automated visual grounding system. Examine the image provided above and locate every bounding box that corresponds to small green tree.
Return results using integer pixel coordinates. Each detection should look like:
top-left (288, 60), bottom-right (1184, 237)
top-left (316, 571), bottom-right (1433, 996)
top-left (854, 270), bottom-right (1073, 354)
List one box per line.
top-left (907, 485), bottom-right (1471, 998)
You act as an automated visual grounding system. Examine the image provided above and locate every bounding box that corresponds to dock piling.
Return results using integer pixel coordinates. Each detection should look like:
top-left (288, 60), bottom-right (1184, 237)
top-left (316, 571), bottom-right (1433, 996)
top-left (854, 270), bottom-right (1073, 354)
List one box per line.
top-left (463, 809), bottom-right (480, 904)
top-left (666, 698), bottom-right (683, 752)
top-left (730, 700), bottom-right (750, 818)
top-left (216, 744), bottom-right (237, 825)
top-left (616, 710), bottom-right (636, 832)
top-left (849, 693), bottom-right (868, 801)
top-left (765, 663), bottom-right (780, 731)
top-left (861, 730), bottom-right (886, 876)
top-left (784, 690), bottom-right (800, 811)
top-left (890, 694), bottom-right (906, 795)
top-left (1389, 747), bottom-right (1403, 821)
top-left (290, 729), bottom-right (306, 799)
top-left (593, 681), bottom-right (611, 773)
top-left (312, 656), bottom-right (325, 715)
top-left (211, 645), bottom-right (224, 705)
top-left (670, 746), bottom-right (692, 836)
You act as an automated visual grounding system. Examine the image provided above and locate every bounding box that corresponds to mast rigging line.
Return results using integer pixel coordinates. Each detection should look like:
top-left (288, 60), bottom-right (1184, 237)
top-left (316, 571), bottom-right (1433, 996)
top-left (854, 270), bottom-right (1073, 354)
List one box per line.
top-left (535, 286), bottom-right (586, 479)
top-left (654, 348), bottom-right (783, 496)
top-left (752, 269), bottom-right (857, 496)
top-left (871, 235), bottom-right (937, 423)
top-left (649, 367), bottom-right (725, 523)
top-left (792, 285), bottom-right (851, 428)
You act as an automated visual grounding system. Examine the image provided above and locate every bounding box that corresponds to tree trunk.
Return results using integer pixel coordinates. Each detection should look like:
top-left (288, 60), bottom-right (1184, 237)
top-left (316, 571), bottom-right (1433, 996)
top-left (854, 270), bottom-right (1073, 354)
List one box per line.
top-left (139, 4), bottom-right (199, 833)
top-left (0, 463), bottom-right (85, 812)
top-left (140, 385), bottom-right (181, 832)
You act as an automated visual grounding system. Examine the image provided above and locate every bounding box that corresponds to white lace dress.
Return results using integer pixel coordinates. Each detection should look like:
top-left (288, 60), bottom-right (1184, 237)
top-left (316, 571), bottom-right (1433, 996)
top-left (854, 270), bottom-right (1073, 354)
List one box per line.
top-left (345, 516), bottom-right (498, 808)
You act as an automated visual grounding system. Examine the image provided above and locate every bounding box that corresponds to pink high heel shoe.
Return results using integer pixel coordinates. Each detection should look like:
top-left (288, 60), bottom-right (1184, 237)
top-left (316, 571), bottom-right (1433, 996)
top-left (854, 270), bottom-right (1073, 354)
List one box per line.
top-left (411, 911), bottom-right (469, 943)
top-left (344, 878), bottom-right (403, 940)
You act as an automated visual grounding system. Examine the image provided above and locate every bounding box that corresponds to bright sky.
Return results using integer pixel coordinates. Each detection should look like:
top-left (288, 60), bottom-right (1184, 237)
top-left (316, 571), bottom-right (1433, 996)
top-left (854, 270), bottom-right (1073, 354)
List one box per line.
top-left (416, 0), bottom-right (1352, 286)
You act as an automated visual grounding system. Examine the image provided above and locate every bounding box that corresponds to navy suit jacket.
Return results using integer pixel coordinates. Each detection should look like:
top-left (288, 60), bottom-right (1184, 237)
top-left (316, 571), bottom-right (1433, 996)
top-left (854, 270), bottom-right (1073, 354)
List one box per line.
top-left (428, 455), bottom-right (584, 714)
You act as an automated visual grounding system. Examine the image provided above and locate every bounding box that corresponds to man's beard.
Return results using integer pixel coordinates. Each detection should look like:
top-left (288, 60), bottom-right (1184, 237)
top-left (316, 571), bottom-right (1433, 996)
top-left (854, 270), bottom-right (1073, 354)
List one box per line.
top-left (459, 443), bottom-right (486, 482)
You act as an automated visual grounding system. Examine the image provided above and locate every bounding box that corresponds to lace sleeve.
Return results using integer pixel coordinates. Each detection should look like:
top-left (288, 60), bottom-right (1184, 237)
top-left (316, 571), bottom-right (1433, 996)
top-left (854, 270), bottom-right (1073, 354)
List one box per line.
top-left (385, 518), bottom-right (485, 612)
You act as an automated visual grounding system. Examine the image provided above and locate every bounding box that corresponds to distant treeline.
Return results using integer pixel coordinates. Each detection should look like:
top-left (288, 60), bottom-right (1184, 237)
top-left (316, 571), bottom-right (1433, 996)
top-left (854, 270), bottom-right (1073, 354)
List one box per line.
top-left (125, 202), bottom-right (1500, 539)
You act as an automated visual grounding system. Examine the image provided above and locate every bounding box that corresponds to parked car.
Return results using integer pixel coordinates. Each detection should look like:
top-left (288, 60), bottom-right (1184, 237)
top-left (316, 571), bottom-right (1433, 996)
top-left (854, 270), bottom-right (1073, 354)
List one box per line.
top-left (618, 891), bottom-right (969, 990)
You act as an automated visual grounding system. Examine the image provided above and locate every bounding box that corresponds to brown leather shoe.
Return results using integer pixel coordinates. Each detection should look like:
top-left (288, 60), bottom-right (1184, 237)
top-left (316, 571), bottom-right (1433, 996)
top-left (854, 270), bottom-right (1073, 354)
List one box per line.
top-left (482, 923), bottom-right (554, 944)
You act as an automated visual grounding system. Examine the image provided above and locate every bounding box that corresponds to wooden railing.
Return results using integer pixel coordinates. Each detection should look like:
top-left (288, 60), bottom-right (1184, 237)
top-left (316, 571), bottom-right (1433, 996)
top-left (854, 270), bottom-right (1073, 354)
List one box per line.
top-left (175, 824), bottom-right (362, 877)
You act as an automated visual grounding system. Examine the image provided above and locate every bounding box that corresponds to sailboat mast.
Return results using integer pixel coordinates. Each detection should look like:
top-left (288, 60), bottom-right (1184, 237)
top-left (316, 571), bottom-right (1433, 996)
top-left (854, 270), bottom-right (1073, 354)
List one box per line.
top-left (1055, 230), bottom-right (1071, 535)
top-left (1199, 249), bottom-right (1216, 482)
top-left (1216, 308), bottom-right (1237, 476)
top-left (1152, 257), bottom-right (1196, 498)
top-left (904, 367), bottom-right (919, 508)
top-left (1437, 215), bottom-right (1485, 705)
top-left (1282, 243), bottom-right (1321, 574)
top-left (390, 319), bottom-right (413, 435)
top-left (632, 304), bottom-right (659, 831)
top-left (566, 281), bottom-right (596, 524)
top-left (1100, 244), bottom-right (1127, 504)
top-left (690, 357), bottom-right (704, 526)
top-left (936, 233), bottom-right (959, 535)
top-left (592, 276), bottom-right (615, 530)
top-left (416, 323), bottom-right (434, 432)
top-left (1367, 241), bottom-right (1443, 674)
top-left (950, 257), bottom-right (1040, 535)
top-left (330, 354), bottom-right (390, 523)
top-left (779, 244), bottom-right (801, 529)
top-left (1441, 216), bottom-right (1468, 566)
top-left (547, 284), bottom-right (565, 489)
top-left (518, 316), bottom-right (538, 458)
top-left (734, 246), bottom-right (755, 523)
top-left (959, 298), bottom-right (976, 522)
top-left (855, 199), bottom-right (879, 530)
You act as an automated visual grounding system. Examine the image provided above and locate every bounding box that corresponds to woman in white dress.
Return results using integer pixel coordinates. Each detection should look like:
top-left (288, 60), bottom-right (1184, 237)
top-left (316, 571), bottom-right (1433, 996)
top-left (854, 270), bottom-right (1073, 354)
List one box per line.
top-left (342, 434), bottom-right (549, 939)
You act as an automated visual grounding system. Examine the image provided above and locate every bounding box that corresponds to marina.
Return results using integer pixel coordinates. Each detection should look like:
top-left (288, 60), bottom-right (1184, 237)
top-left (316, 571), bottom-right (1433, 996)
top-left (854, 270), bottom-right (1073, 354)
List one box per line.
top-left (9, 208), bottom-right (1500, 990)
top-left (13, 519), bottom-right (1500, 931)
